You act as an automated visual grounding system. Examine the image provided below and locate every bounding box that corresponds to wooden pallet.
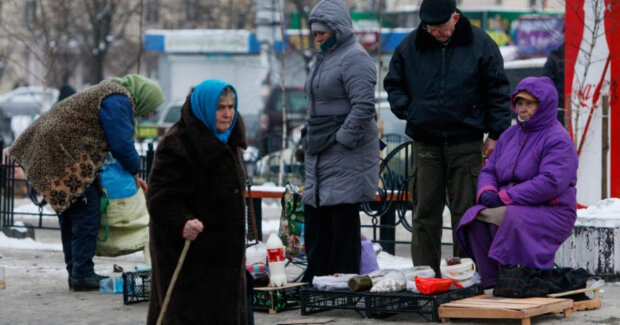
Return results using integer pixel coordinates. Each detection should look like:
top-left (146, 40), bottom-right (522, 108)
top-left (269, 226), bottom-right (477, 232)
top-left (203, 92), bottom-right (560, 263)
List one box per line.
top-left (438, 294), bottom-right (573, 325)
top-left (548, 287), bottom-right (602, 311)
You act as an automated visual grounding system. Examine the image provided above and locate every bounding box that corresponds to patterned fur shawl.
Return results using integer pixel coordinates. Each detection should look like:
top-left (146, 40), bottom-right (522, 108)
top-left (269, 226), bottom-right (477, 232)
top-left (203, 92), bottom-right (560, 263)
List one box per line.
top-left (8, 82), bottom-right (134, 214)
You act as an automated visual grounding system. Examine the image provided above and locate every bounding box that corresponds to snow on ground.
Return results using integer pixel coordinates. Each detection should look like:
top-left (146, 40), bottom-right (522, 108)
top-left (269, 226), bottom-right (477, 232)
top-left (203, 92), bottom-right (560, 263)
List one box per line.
top-left (0, 231), bottom-right (62, 251)
top-left (576, 198), bottom-right (620, 228)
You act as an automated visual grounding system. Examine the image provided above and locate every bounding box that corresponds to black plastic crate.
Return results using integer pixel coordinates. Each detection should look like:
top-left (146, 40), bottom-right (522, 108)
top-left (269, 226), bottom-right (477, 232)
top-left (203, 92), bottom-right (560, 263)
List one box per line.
top-left (365, 285), bottom-right (484, 321)
top-left (123, 271), bottom-right (151, 305)
top-left (300, 285), bottom-right (483, 322)
top-left (300, 288), bottom-right (370, 318)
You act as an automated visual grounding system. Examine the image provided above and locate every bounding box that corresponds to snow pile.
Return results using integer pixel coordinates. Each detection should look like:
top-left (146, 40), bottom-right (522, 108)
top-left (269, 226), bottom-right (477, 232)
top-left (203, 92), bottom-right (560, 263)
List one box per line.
top-left (0, 232), bottom-right (62, 251)
top-left (576, 198), bottom-right (620, 228)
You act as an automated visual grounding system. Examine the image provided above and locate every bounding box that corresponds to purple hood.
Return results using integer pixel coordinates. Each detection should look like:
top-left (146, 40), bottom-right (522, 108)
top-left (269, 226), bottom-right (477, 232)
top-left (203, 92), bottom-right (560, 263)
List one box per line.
top-left (511, 76), bottom-right (558, 131)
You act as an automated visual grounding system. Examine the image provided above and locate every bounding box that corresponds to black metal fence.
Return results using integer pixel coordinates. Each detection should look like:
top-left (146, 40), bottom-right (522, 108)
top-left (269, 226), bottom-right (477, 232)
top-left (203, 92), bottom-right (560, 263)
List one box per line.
top-left (0, 145), bottom-right (155, 232)
top-left (361, 141), bottom-right (415, 254)
top-left (1, 139), bottom-right (452, 255)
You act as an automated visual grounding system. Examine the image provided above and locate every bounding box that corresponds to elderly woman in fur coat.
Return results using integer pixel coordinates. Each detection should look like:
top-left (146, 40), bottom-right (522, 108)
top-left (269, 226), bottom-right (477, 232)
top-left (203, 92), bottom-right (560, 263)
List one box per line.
top-left (146, 79), bottom-right (248, 324)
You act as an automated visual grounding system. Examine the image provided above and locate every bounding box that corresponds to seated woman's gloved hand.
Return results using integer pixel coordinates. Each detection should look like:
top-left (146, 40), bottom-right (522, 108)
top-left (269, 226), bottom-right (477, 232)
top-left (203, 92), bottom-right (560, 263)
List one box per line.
top-left (480, 190), bottom-right (504, 208)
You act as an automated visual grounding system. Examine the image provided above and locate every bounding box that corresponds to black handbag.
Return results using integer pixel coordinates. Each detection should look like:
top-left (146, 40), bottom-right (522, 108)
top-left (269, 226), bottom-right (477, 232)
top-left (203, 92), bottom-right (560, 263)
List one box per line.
top-left (493, 264), bottom-right (590, 298)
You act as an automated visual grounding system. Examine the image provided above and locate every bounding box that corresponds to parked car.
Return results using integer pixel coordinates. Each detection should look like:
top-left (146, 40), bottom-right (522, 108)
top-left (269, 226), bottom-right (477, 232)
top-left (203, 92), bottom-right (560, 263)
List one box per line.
top-left (253, 144), bottom-right (304, 185)
top-left (257, 86), bottom-right (307, 155)
top-left (375, 91), bottom-right (410, 146)
top-left (0, 86), bottom-right (59, 117)
top-left (136, 99), bottom-right (183, 139)
top-left (504, 58), bottom-right (546, 94)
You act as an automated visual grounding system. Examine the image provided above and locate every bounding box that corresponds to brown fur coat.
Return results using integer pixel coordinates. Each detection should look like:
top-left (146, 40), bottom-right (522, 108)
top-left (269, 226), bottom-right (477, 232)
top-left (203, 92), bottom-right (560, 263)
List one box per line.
top-left (8, 82), bottom-right (133, 214)
top-left (146, 100), bottom-right (248, 325)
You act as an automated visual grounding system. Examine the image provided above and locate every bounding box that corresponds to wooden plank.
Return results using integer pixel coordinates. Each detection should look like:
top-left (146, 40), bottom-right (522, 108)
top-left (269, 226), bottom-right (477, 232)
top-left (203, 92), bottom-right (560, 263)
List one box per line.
top-left (244, 186), bottom-right (411, 202)
top-left (518, 300), bottom-right (573, 317)
top-left (548, 287), bottom-right (598, 298)
top-left (438, 294), bottom-right (573, 322)
top-left (573, 295), bottom-right (601, 311)
top-left (442, 299), bottom-right (542, 308)
top-left (254, 282), bottom-right (308, 291)
top-left (438, 306), bottom-right (527, 319)
top-left (548, 287), bottom-right (602, 311)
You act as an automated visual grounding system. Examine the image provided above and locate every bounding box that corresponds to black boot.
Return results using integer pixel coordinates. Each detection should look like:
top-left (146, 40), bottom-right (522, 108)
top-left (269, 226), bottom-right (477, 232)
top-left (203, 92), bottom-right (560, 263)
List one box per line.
top-left (70, 273), bottom-right (109, 291)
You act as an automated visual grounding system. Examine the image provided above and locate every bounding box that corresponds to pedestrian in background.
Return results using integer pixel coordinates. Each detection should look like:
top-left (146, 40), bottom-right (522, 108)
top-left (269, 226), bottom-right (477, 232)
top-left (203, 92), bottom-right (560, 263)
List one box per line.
top-left (383, 0), bottom-right (512, 276)
top-left (542, 42), bottom-right (566, 125)
top-left (9, 74), bottom-right (165, 291)
top-left (301, 0), bottom-right (379, 284)
top-left (457, 76), bottom-right (578, 288)
top-left (146, 79), bottom-right (248, 324)
top-left (57, 84), bottom-right (76, 102)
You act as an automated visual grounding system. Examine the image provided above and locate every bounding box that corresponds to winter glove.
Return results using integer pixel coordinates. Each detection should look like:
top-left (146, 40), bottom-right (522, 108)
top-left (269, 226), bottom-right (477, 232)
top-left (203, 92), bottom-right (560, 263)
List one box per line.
top-left (480, 190), bottom-right (504, 208)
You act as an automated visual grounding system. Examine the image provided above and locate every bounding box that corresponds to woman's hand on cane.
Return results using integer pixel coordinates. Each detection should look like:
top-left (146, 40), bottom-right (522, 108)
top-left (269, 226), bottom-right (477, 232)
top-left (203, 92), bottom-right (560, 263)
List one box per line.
top-left (182, 219), bottom-right (204, 240)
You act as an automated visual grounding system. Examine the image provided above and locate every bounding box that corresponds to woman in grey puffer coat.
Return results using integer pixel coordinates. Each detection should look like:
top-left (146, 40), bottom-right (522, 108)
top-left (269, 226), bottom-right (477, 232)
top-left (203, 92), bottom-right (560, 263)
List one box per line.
top-left (301, 0), bottom-right (379, 283)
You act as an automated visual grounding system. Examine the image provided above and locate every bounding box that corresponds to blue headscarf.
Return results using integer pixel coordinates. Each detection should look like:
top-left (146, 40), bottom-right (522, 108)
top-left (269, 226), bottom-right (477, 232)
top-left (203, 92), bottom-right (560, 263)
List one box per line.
top-left (190, 79), bottom-right (238, 143)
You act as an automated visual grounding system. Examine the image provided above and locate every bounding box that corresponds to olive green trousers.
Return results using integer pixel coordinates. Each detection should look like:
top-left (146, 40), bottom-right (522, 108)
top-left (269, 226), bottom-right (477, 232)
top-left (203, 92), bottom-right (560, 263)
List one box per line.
top-left (410, 140), bottom-right (483, 276)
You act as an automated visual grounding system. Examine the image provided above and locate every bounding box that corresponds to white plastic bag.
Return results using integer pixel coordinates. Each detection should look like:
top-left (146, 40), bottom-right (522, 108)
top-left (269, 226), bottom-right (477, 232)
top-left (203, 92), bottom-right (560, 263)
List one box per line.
top-left (370, 270), bottom-right (407, 293)
top-left (245, 241), bottom-right (268, 266)
top-left (312, 274), bottom-right (357, 291)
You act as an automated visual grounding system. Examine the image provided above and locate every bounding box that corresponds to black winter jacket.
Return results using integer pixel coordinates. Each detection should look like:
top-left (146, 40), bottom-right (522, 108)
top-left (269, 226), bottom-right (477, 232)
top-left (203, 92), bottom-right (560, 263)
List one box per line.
top-left (384, 13), bottom-right (511, 145)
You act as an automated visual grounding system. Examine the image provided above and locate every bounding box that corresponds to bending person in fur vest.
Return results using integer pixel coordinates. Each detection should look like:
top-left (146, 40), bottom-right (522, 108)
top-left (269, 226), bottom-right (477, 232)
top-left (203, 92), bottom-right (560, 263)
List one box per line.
top-left (456, 76), bottom-right (578, 289)
top-left (146, 79), bottom-right (248, 325)
top-left (9, 74), bottom-right (165, 291)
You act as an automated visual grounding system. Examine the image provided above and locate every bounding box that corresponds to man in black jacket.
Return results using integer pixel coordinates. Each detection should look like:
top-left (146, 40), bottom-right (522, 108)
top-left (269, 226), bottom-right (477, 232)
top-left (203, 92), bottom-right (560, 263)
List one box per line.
top-left (383, 0), bottom-right (511, 277)
top-left (542, 42), bottom-right (565, 125)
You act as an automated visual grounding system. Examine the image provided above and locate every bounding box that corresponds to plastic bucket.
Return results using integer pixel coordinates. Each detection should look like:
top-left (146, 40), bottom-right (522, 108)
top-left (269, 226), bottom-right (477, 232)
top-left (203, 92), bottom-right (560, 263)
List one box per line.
top-left (440, 258), bottom-right (476, 281)
top-left (405, 265), bottom-right (436, 280)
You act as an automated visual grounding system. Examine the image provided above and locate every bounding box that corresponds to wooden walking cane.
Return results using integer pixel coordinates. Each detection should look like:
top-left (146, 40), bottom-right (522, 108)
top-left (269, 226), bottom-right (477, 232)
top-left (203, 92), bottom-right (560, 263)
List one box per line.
top-left (156, 239), bottom-right (191, 325)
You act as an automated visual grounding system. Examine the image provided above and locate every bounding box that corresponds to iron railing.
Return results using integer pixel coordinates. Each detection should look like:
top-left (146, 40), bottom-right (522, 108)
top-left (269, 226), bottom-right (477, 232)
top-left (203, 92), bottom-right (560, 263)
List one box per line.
top-left (0, 145), bottom-right (154, 231)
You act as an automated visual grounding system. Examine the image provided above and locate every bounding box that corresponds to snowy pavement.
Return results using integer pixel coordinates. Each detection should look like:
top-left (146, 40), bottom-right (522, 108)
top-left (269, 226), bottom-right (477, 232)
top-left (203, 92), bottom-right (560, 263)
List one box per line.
top-left (2, 198), bottom-right (620, 324)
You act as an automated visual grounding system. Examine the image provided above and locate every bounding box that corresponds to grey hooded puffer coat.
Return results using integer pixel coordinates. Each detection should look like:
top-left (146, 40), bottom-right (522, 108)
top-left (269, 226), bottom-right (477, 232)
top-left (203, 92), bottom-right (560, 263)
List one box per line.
top-left (302, 0), bottom-right (379, 208)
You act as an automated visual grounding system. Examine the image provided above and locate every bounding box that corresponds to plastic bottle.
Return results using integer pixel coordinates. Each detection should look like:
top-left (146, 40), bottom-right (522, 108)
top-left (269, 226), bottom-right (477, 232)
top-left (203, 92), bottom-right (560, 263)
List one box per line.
top-left (266, 233), bottom-right (287, 287)
top-left (99, 276), bottom-right (124, 294)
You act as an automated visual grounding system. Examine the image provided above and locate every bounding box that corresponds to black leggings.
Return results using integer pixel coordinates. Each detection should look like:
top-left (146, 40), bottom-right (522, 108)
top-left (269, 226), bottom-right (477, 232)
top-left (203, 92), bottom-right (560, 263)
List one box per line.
top-left (302, 203), bottom-right (361, 284)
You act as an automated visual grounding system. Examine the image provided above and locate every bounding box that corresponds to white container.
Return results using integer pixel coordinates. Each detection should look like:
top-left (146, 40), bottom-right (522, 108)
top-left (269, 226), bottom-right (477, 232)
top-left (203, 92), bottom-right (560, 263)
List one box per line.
top-left (440, 258), bottom-right (476, 281)
top-left (266, 233), bottom-right (287, 287)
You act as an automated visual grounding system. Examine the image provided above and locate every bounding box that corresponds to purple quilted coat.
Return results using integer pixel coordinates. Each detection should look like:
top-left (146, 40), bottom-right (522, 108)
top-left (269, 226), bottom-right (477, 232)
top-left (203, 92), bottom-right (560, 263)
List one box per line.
top-left (457, 76), bottom-right (578, 269)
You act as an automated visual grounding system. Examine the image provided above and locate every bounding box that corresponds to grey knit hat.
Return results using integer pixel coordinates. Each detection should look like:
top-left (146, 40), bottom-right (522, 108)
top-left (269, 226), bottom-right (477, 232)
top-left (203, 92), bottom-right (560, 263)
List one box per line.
top-left (311, 22), bottom-right (332, 33)
top-left (419, 0), bottom-right (457, 25)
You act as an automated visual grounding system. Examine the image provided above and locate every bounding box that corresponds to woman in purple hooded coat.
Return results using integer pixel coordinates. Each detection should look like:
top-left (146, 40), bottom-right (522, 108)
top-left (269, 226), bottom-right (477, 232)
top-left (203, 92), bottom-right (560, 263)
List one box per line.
top-left (456, 76), bottom-right (578, 289)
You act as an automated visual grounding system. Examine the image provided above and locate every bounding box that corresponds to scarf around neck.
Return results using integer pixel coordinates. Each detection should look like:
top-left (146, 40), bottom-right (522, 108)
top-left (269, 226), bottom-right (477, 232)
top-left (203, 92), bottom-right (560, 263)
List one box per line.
top-left (190, 79), bottom-right (238, 143)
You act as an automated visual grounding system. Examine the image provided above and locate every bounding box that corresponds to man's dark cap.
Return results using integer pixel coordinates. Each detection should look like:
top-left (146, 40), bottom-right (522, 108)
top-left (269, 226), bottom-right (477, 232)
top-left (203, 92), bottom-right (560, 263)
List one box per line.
top-left (419, 0), bottom-right (457, 25)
